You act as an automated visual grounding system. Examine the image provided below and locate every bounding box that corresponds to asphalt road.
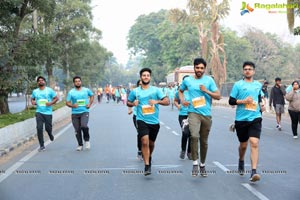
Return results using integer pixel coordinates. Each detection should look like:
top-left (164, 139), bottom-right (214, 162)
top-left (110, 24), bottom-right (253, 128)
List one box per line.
top-left (0, 101), bottom-right (299, 200)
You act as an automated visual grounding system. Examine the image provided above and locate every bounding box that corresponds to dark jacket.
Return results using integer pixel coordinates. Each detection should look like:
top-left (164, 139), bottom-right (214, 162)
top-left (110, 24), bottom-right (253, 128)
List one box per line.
top-left (269, 85), bottom-right (286, 106)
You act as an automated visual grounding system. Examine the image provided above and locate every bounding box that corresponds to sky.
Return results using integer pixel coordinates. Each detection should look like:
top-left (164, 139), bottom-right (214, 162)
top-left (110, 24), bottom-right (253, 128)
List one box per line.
top-left (91, 0), bottom-right (300, 64)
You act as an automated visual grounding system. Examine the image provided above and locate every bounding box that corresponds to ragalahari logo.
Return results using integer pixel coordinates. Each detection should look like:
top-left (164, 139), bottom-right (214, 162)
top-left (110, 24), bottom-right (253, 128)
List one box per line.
top-left (240, 2), bottom-right (254, 16)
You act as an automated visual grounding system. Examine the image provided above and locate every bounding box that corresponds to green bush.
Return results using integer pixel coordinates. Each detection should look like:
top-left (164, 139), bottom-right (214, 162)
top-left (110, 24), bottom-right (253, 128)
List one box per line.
top-left (0, 101), bottom-right (66, 128)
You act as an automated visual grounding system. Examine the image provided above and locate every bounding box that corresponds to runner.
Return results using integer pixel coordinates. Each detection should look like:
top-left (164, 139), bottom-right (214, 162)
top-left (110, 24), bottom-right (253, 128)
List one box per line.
top-left (178, 58), bottom-right (221, 177)
top-left (174, 75), bottom-right (191, 160)
top-left (31, 76), bottom-right (58, 152)
top-left (127, 68), bottom-right (169, 176)
top-left (229, 61), bottom-right (265, 182)
top-left (66, 76), bottom-right (94, 151)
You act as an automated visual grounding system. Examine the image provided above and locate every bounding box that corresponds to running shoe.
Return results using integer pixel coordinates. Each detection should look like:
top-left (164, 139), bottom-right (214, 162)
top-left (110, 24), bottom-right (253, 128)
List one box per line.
top-left (278, 125), bottom-right (282, 131)
top-left (137, 151), bottom-right (143, 160)
top-left (199, 165), bottom-right (208, 177)
top-left (144, 165), bottom-right (151, 176)
top-left (76, 146), bottom-right (83, 151)
top-left (238, 160), bottom-right (245, 176)
top-left (192, 165), bottom-right (199, 177)
top-left (293, 135), bottom-right (298, 139)
top-left (179, 151), bottom-right (185, 159)
top-left (85, 141), bottom-right (90, 150)
top-left (250, 173), bottom-right (261, 182)
top-left (38, 146), bottom-right (45, 152)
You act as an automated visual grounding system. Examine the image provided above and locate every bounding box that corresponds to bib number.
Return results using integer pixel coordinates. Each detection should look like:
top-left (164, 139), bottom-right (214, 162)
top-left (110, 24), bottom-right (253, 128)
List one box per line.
top-left (142, 105), bottom-right (155, 115)
top-left (192, 97), bottom-right (206, 108)
top-left (38, 99), bottom-right (48, 106)
top-left (77, 99), bottom-right (86, 107)
top-left (245, 101), bottom-right (257, 111)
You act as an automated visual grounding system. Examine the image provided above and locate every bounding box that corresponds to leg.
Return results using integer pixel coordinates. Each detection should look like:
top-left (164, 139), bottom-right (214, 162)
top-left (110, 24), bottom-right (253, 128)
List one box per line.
top-left (36, 113), bottom-right (45, 147)
top-left (288, 110), bottom-right (298, 136)
top-left (199, 115), bottom-right (212, 164)
top-left (80, 112), bottom-right (90, 142)
top-left (249, 137), bottom-right (259, 170)
top-left (44, 114), bottom-right (53, 141)
top-left (188, 113), bottom-right (201, 162)
top-left (72, 114), bottom-right (83, 146)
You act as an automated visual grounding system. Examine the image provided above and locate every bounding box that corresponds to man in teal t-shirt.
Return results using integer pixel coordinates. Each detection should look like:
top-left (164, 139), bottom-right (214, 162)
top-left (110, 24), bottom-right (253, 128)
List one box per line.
top-left (127, 68), bottom-right (169, 176)
top-left (229, 61), bottom-right (265, 183)
top-left (66, 76), bottom-right (94, 151)
top-left (31, 76), bottom-right (58, 152)
top-left (179, 58), bottom-right (221, 177)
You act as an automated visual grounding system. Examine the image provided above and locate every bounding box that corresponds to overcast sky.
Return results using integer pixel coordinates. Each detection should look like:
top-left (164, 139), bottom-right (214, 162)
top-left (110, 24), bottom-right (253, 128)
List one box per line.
top-left (92, 0), bottom-right (300, 64)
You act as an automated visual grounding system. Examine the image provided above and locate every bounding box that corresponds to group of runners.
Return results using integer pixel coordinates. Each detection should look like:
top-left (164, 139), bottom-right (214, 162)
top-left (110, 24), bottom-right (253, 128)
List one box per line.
top-left (31, 57), bottom-right (275, 183)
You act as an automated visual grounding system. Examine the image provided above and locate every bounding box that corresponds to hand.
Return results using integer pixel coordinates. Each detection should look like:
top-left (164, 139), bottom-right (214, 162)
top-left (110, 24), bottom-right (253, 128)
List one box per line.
top-left (73, 104), bottom-right (78, 108)
top-left (46, 102), bottom-right (52, 106)
top-left (133, 100), bottom-right (139, 106)
top-left (148, 99), bottom-right (157, 106)
top-left (200, 85), bottom-right (207, 93)
top-left (260, 103), bottom-right (266, 112)
top-left (182, 100), bottom-right (190, 107)
top-left (86, 103), bottom-right (92, 109)
top-left (243, 96), bottom-right (253, 104)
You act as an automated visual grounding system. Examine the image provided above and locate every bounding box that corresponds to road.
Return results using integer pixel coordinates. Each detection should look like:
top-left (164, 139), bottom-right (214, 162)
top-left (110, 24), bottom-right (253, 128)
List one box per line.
top-left (0, 101), bottom-right (299, 200)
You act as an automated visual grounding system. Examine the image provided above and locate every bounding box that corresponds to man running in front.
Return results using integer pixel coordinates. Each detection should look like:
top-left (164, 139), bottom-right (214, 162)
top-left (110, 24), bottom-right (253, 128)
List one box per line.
top-left (127, 68), bottom-right (169, 176)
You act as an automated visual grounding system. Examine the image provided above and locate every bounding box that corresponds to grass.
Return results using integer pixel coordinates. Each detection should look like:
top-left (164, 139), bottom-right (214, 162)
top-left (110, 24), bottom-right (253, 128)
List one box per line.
top-left (0, 101), bottom-right (66, 128)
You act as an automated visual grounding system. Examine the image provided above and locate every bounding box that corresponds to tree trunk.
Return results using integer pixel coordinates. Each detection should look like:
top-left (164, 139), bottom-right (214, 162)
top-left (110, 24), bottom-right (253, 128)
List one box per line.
top-left (0, 92), bottom-right (10, 114)
top-left (46, 58), bottom-right (55, 88)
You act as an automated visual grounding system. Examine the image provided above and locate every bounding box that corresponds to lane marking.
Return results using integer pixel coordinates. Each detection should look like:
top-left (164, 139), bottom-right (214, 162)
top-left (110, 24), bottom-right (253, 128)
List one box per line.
top-left (242, 183), bottom-right (270, 200)
top-left (172, 131), bottom-right (180, 136)
top-left (165, 126), bottom-right (171, 130)
top-left (213, 161), bottom-right (230, 172)
top-left (160, 121), bottom-right (165, 125)
top-left (0, 123), bottom-right (72, 183)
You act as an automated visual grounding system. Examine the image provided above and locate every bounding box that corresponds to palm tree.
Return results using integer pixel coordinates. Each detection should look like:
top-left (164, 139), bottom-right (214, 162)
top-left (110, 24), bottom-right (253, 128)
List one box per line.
top-left (168, 0), bottom-right (230, 89)
top-left (287, 0), bottom-right (300, 34)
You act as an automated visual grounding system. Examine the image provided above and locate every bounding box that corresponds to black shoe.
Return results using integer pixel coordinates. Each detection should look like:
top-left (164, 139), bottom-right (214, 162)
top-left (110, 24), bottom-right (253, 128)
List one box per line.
top-left (179, 151), bottom-right (185, 159)
top-left (38, 146), bottom-right (45, 152)
top-left (238, 160), bottom-right (245, 176)
top-left (192, 165), bottom-right (199, 177)
top-left (144, 165), bottom-right (151, 176)
top-left (49, 134), bottom-right (54, 141)
top-left (137, 151), bottom-right (143, 160)
top-left (199, 165), bottom-right (208, 177)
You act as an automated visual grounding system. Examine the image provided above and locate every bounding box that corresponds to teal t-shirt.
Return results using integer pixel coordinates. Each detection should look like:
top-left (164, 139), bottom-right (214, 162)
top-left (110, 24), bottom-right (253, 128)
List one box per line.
top-left (66, 87), bottom-right (93, 114)
top-left (230, 80), bottom-right (263, 121)
top-left (128, 86), bottom-right (166, 124)
top-left (175, 90), bottom-right (190, 116)
top-left (180, 75), bottom-right (218, 116)
top-left (31, 87), bottom-right (57, 115)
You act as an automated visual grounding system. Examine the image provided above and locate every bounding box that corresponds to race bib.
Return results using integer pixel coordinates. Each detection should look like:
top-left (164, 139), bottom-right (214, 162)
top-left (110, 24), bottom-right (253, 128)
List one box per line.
top-left (77, 99), bottom-right (86, 107)
top-left (38, 99), bottom-right (48, 106)
top-left (142, 105), bottom-right (155, 115)
top-left (192, 97), bottom-right (206, 108)
top-left (245, 101), bottom-right (257, 111)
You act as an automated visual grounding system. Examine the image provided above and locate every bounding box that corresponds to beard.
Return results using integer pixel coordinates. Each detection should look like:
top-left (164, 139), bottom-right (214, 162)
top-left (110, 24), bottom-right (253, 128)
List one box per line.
top-left (141, 80), bottom-right (150, 85)
top-left (38, 83), bottom-right (45, 87)
top-left (75, 85), bottom-right (81, 89)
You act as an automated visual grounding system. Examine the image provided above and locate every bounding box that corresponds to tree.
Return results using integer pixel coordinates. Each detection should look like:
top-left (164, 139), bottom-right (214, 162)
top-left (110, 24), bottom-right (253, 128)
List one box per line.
top-left (168, 0), bottom-right (230, 89)
top-left (0, 0), bottom-right (56, 114)
top-left (287, 0), bottom-right (300, 34)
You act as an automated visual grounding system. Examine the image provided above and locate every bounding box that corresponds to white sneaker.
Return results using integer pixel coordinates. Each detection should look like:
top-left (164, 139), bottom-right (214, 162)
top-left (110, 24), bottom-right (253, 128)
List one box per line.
top-left (293, 135), bottom-right (298, 139)
top-left (85, 141), bottom-right (91, 150)
top-left (76, 146), bottom-right (83, 151)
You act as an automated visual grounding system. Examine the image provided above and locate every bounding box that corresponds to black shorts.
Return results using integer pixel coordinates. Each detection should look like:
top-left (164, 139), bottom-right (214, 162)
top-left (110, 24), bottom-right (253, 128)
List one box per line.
top-left (235, 118), bottom-right (262, 143)
top-left (136, 120), bottom-right (160, 142)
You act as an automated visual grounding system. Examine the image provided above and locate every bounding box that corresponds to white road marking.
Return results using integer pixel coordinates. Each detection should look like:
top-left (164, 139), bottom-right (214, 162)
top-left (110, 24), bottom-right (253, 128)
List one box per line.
top-left (165, 126), bottom-right (171, 130)
top-left (242, 183), bottom-right (270, 200)
top-left (213, 161), bottom-right (230, 172)
top-left (0, 123), bottom-right (72, 183)
top-left (160, 121), bottom-right (165, 125)
top-left (172, 131), bottom-right (180, 136)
